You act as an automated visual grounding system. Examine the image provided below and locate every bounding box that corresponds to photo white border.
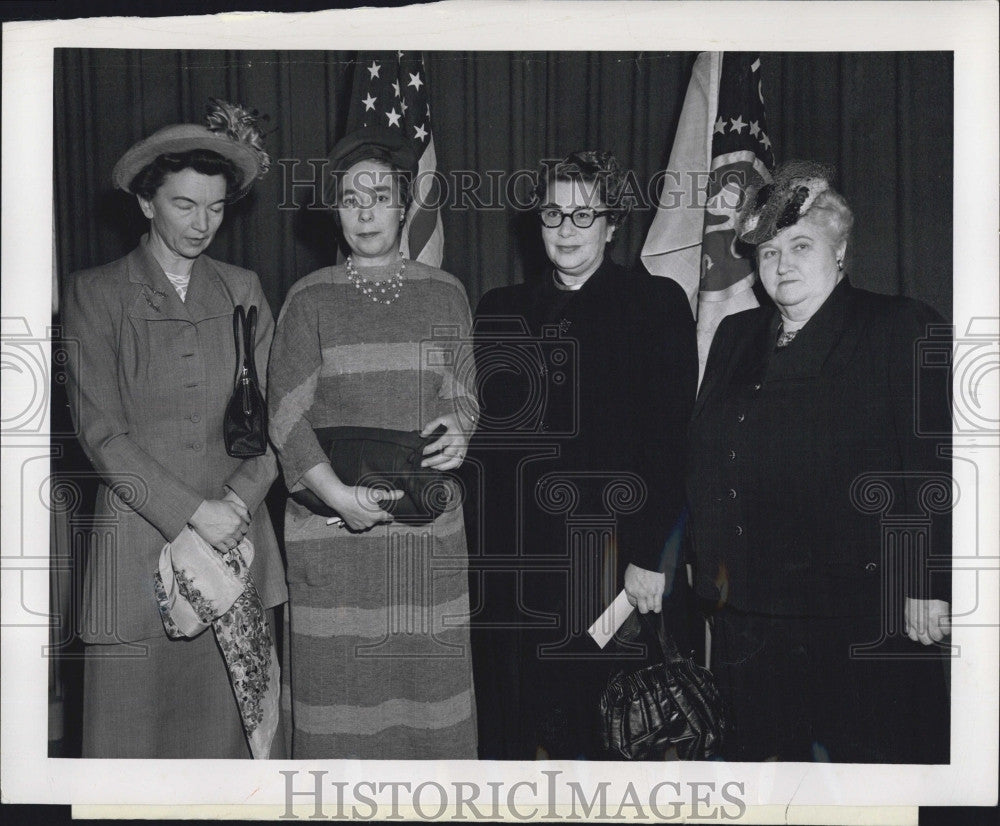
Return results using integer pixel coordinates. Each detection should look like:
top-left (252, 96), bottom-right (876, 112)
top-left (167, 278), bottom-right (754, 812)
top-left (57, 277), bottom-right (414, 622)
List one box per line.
top-left (2, 0), bottom-right (998, 817)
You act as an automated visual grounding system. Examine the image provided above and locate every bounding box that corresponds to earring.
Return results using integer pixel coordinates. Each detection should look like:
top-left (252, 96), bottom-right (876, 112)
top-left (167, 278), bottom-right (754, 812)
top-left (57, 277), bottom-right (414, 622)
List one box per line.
top-left (837, 259), bottom-right (843, 271)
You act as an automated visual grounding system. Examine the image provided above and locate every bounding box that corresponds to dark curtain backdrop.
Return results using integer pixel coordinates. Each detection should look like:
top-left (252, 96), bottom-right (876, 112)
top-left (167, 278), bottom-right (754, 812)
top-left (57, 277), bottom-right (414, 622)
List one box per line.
top-left (54, 50), bottom-right (953, 319)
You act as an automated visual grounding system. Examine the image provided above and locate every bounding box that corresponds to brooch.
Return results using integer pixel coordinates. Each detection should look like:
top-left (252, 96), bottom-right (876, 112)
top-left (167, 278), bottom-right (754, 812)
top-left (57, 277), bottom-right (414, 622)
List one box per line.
top-left (141, 284), bottom-right (167, 312)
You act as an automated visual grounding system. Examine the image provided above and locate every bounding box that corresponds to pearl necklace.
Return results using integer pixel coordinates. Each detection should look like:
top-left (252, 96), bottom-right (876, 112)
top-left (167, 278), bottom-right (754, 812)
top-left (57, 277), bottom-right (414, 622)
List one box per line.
top-left (345, 253), bottom-right (405, 305)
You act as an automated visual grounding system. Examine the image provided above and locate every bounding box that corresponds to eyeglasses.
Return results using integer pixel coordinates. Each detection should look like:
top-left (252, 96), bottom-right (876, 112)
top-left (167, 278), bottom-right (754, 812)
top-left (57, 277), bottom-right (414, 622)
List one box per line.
top-left (538, 207), bottom-right (616, 229)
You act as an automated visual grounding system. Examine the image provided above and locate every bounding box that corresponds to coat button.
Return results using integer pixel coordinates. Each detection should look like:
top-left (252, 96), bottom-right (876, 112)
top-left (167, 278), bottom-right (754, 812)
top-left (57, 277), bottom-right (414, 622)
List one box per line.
top-left (865, 562), bottom-right (878, 572)
top-left (728, 450), bottom-right (737, 460)
top-left (737, 413), bottom-right (746, 423)
top-left (728, 489), bottom-right (737, 499)
top-left (753, 382), bottom-right (762, 391)
top-left (190, 413), bottom-right (201, 423)
top-left (191, 442), bottom-right (202, 451)
top-left (735, 525), bottom-right (744, 536)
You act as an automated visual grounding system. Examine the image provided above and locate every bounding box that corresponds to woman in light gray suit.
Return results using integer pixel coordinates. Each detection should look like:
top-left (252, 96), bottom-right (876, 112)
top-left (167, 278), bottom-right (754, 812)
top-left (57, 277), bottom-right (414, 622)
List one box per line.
top-left (62, 102), bottom-right (287, 758)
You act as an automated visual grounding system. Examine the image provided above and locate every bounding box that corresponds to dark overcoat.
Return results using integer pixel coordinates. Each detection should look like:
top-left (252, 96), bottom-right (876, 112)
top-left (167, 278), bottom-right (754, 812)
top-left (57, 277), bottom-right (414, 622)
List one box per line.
top-left (62, 237), bottom-right (288, 644)
top-left (688, 277), bottom-right (952, 616)
top-left (469, 257), bottom-right (698, 758)
top-left (686, 277), bottom-right (952, 762)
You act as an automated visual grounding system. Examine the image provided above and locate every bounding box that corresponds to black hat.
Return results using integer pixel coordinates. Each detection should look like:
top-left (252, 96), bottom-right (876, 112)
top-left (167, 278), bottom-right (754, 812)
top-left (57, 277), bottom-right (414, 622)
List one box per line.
top-left (326, 126), bottom-right (418, 176)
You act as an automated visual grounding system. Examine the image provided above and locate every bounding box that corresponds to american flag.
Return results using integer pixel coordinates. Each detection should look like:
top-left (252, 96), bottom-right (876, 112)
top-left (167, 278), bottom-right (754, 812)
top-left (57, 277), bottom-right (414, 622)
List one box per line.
top-left (641, 52), bottom-right (775, 382)
top-left (348, 51), bottom-right (443, 267)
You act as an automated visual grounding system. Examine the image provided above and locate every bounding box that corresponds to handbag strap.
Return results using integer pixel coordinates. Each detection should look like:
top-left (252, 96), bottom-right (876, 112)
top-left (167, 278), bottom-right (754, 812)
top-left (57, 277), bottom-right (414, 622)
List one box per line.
top-left (638, 609), bottom-right (686, 664)
top-left (232, 305), bottom-right (247, 379)
top-left (243, 305), bottom-right (260, 384)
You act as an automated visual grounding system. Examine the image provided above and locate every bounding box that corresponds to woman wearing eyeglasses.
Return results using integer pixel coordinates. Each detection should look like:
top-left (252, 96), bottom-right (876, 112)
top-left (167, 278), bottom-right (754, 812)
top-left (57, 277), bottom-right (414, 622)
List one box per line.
top-left (469, 151), bottom-right (698, 758)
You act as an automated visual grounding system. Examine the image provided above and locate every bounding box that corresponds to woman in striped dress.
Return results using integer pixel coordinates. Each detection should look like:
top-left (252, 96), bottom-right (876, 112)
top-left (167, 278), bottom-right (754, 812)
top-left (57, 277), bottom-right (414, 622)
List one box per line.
top-left (268, 127), bottom-right (478, 758)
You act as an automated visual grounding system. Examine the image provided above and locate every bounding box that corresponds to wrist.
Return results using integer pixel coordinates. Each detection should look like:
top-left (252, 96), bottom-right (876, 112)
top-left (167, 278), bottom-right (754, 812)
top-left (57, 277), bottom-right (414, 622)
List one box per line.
top-left (324, 478), bottom-right (351, 506)
top-left (188, 499), bottom-right (209, 525)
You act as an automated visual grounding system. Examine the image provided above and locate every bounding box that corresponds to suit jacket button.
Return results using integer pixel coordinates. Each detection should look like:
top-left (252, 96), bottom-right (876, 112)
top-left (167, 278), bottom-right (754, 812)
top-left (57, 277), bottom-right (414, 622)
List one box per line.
top-left (728, 450), bottom-right (737, 460)
top-left (737, 413), bottom-right (746, 423)
top-left (735, 525), bottom-right (744, 536)
top-left (753, 383), bottom-right (762, 391)
top-left (865, 562), bottom-right (878, 572)
top-left (728, 488), bottom-right (737, 499)
top-left (190, 413), bottom-right (201, 423)
top-left (191, 442), bottom-right (202, 451)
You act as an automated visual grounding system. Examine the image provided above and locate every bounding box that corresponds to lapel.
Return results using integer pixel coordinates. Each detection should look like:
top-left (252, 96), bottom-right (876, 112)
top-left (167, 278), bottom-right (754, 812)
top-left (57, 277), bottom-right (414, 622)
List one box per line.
top-left (126, 235), bottom-right (233, 323)
top-left (765, 278), bottom-right (855, 381)
top-left (184, 254), bottom-right (234, 324)
top-left (691, 307), bottom-right (775, 419)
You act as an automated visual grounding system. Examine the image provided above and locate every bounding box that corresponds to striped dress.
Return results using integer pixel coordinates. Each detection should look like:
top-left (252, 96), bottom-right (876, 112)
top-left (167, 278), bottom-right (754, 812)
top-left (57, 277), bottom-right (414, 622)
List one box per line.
top-left (268, 260), bottom-right (478, 759)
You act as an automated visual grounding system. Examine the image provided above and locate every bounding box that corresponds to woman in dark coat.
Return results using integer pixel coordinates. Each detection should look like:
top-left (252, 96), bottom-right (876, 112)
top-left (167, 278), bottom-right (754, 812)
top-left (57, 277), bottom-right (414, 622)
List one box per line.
top-left (61, 102), bottom-right (288, 758)
top-left (686, 161), bottom-right (952, 763)
top-left (470, 151), bottom-right (698, 759)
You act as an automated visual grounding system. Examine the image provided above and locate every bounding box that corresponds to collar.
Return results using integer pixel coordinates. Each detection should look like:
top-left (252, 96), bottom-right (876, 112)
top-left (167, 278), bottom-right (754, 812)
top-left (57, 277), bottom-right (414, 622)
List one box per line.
top-left (126, 234), bottom-right (233, 322)
top-left (764, 278), bottom-right (856, 380)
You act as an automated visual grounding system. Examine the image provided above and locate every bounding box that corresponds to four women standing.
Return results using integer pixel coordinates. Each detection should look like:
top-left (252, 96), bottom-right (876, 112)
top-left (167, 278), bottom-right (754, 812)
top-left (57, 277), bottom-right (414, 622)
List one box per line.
top-left (64, 105), bottom-right (951, 761)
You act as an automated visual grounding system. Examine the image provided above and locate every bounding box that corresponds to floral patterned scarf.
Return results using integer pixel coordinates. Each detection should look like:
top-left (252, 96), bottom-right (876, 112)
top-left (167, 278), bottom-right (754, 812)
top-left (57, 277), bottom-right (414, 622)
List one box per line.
top-left (154, 528), bottom-right (279, 759)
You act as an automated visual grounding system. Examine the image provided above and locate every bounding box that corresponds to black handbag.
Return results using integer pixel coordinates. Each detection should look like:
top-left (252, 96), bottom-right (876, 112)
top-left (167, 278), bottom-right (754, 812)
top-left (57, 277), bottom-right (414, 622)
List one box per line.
top-left (224, 304), bottom-right (268, 458)
top-left (599, 610), bottom-right (727, 760)
top-left (290, 425), bottom-right (454, 525)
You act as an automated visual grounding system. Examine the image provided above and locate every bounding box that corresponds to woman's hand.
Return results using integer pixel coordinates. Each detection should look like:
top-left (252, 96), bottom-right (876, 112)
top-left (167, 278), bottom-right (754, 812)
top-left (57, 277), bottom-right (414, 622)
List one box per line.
top-left (326, 482), bottom-right (403, 532)
top-left (189, 498), bottom-right (250, 552)
top-left (420, 413), bottom-right (469, 471)
top-left (624, 563), bottom-right (666, 614)
top-left (905, 598), bottom-right (951, 645)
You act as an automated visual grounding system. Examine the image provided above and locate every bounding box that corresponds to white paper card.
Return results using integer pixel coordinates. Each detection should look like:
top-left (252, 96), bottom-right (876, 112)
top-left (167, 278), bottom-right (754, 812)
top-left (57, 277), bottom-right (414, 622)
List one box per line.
top-left (587, 589), bottom-right (635, 649)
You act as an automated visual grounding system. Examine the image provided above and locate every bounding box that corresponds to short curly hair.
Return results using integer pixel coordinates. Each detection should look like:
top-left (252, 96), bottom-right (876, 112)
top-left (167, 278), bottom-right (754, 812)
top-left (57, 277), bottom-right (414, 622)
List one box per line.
top-left (533, 150), bottom-right (631, 227)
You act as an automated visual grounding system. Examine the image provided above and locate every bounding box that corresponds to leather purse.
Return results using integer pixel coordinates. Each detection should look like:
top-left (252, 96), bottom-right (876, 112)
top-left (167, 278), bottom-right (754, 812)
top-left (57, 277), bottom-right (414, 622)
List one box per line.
top-left (290, 425), bottom-right (454, 525)
top-left (224, 304), bottom-right (268, 458)
top-left (599, 610), bottom-right (727, 760)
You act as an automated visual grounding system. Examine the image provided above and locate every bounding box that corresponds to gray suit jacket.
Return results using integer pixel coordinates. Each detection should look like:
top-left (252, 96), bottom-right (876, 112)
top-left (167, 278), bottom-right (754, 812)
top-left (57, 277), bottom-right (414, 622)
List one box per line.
top-left (62, 236), bottom-right (288, 643)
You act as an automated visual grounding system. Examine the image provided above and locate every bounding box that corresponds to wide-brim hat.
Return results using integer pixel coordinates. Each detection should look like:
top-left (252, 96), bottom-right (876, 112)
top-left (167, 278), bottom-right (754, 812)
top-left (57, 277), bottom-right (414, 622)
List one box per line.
top-left (113, 101), bottom-right (270, 202)
top-left (737, 160), bottom-right (835, 245)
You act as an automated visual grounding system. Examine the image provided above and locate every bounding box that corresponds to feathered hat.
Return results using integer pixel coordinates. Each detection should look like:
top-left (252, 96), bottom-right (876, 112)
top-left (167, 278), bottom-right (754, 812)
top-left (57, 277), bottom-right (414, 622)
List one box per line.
top-left (736, 160), bottom-right (836, 245)
top-left (112, 98), bottom-right (271, 201)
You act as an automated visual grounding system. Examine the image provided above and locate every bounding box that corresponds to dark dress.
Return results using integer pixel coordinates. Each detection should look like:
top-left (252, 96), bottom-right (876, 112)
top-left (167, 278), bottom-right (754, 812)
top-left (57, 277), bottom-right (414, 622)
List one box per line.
top-left (469, 258), bottom-right (698, 759)
top-left (686, 278), bottom-right (952, 763)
